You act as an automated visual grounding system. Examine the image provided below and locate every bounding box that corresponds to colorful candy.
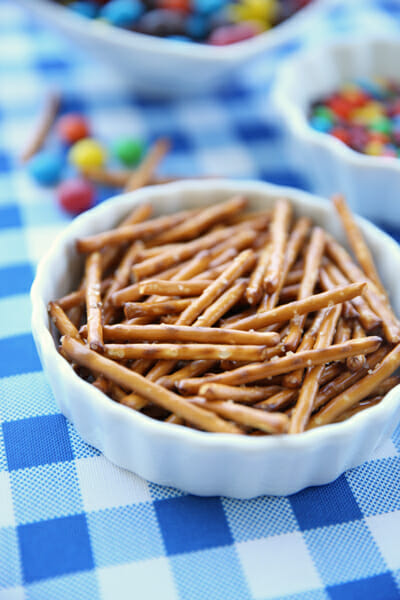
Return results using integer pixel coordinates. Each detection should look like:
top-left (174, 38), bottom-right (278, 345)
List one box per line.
top-left (112, 136), bottom-right (145, 166)
top-left (27, 152), bottom-right (64, 185)
top-left (57, 179), bottom-right (96, 214)
top-left (52, 0), bottom-right (312, 44)
top-left (57, 113), bottom-right (90, 145)
top-left (69, 138), bottom-right (107, 172)
top-left (310, 78), bottom-right (400, 158)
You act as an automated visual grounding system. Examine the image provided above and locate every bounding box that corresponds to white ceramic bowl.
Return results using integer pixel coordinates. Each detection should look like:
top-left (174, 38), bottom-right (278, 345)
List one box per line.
top-left (31, 179), bottom-right (400, 498)
top-left (18, 0), bottom-right (329, 96)
top-left (272, 36), bottom-right (400, 226)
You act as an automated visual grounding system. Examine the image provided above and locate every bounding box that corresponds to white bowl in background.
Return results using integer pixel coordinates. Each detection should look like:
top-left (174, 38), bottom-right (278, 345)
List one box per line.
top-left (272, 37), bottom-right (400, 226)
top-left (31, 179), bottom-right (400, 498)
top-left (18, 0), bottom-right (330, 96)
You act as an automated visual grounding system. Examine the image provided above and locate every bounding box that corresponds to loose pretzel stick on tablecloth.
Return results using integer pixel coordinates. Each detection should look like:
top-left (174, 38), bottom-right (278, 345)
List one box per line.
top-left (21, 91), bottom-right (61, 162)
top-left (124, 138), bottom-right (170, 192)
top-left (283, 227), bottom-right (326, 351)
top-left (229, 283), bottom-right (365, 331)
top-left (263, 198), bottom-right (292, 294)
top-left (61, 336), bottom-right (242, 434)
top-left (326, 236), bottom-right (400, 343)
top-left (147, 196), bottom-right (247, 245)
top-left (177, 336), bottom-right (382, 392)
top-left (199, 383), bottom-right (284, 404)
top-left (85, 252), bottom-right (104, 352)
top-left (94, 324), bottom-right (280, 346)
top-left (333, 194), bottom-right (387, 297)
top-left (309, 342), bottom-right (400, 427)
top-left (289, 305), bottom-right (342, 433)
top-left (189, 397), bottom-right (289, 434)
top-left (76, 209), bottom-right (196, 254)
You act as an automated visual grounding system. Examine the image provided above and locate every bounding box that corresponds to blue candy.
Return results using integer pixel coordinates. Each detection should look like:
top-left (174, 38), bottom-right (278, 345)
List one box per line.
top-left (191, 0), bottom-right (228, 16)
top-left (100, 0), bottom-right (144, 28)
top-left (28, 152), bottom-right (64, 186)
top-left (310, 116), bottom-right (332, 133)
top-left (186, 14), bottom-right (210, 39)
top-left (69, 1), bottom-right (98, 18)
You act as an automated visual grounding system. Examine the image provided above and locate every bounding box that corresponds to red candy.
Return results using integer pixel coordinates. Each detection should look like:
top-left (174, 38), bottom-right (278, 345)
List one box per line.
top-left (330, 127), bottom-right (350, 145)
top-left (158, 0), bottom-right (190, 12)
top-left (327, 96), bottom-right (353, 120)
top-left (57, 179), bottom-right (95, 214)
top-left (208, 22), bottom-right (259, 46)
top-left (57, 114), bottom-right (90, 145)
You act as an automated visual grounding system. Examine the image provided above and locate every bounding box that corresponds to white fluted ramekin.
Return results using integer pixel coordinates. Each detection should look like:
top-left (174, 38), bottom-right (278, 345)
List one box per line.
top-left (272, 37), bottom-right (400, 226)
top-left (31, 179), bottom-right (400, 498)
top-left (18, 0), bottom-right (330, 96)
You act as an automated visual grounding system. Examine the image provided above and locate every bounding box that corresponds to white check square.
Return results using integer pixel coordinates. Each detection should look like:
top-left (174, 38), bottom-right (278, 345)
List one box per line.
top-left (367, 510), bottom-right (400, 570)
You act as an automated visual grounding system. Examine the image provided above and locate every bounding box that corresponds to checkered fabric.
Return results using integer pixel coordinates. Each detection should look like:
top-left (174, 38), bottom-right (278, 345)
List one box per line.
top-left (1, 0), bottom-right (400, 598)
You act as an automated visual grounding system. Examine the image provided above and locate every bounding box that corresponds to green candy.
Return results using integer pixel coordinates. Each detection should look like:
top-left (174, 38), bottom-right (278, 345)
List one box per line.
top-left (112, 137), bottom-right (145, 167)
top-left (313, 105), bottom-right (334, 123)
top-left (369, 117), bottom-right (393, 135)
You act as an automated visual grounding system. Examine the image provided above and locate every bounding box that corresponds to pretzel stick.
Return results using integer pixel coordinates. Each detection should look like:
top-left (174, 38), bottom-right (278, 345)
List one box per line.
top-left (21, 91), bottom-right (61, 162)
top-left (147, 196), bottom-right (247, 245)
top-left (104, 343), bottom-right (269, 361)
top-left (165, 414), bottom-right (184, 425)
top-left (199, 383), bottom-right (283, 404)
top-left (102, 241), bottom-right (143, 324)
top-left (326, 236), bottom-right (400, 343)
top-left (289, 305), bottom-right (342, 433)
top-left (230, 282), bottom-right (365, 331)
top-left (76, 210), bottom-right (195, 254)
top-left (94, 324), bottom-right (280, 346)
top-left (101, 203), bottom-right (153, 275)
top-left (92, 376), bottom-right (109, 394)
top-left (85, 252), bottom-right (104, 352)
top-left (246, 245), bottom-right (270, 306)
top-left (255, 389), bottom-right (297, 412)
top-left (57, 279), bottom-right (112, 311)
top-left (194, 279), bottom-right (247, 327)
top-left (138, 279), bottom-right (213, 297)
top-left (189, 398), bottom-right (289, 434)
top-left (132, 227), bottom-right (235, 281)
top-left (319, 268), bottom-right (359, 321)
top-left (61, 336), bottom-right (241, 434)
top-left (346, 321), bottom-right (367, 372)
top-left (279, 284), bottom-right (300, 302)
top-left (282, 310), bottom-right (327, 388)
top-left (370, 375), bottom-right (400, 396)
top-left (334, 318), bottom-right (352, 345)
top-left (263, 198), bottom-right (292, 294)
top-left (309, 341), bottom-right (400, 427)
top-left (313, 345), bottom-right (389, 412)
top-left (284, 268), bottom-right (304, 286)
top-left (158, 360), bottom-right (218, 389)
top-left (333, 194), bottom-right (386, 296)
top-left (124, 299), bottom-right (192, 318)
top-left (48, 302), bottom-right (82, 340)
top-left (332, 396), bottom-right (383, 423)
top-left (284, 227), bottom-right (326, 351)
top-left (124, 138), bottom-right (170, 192)
top-left (323, 261), bottom-right (380, 330)
top-left (177, 336), bottom-right (382, 392)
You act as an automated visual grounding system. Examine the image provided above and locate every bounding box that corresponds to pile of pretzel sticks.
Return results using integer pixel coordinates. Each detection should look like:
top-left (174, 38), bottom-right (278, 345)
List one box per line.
top-left (49, 194), bottom-right (400, 435)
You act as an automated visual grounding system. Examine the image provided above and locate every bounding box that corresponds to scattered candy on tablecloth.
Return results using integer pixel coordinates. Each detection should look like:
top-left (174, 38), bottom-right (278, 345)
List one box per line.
top-left (57, 113), bottom-right (91, 144)
top-left (53, 0), bottom-right (313, 44)
top-left (112, 136), bottom-right (145, 166)
top-left (27, 151), bottom-right (64, 185)
top-left (310, 78), bottom-right (400, 158)
top-left (69, 138), bottom-right (107, 172)
top-left (57, 178), bottom-right (96, 214)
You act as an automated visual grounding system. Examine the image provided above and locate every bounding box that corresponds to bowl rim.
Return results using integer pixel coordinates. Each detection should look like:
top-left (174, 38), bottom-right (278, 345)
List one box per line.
top-left (20, 0), bottom-right (333, 63)
top-left (31, 178), bottom-right (400, 453)
top-left (272, 35), bottom-right (400, 174)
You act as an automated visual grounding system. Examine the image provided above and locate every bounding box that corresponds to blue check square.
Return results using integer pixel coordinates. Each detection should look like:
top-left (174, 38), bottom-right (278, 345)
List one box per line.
top-left (289, 475), bottom-right (362, 530)
top-left (0, 333), bottom-right (41, 377)
top-left (154, 495), bottom-right (233, 555)
top-left (0, 150), bottom-right (11, 173)
top-left (327, 573), bottom-right (399, 600)
top-left (0, 263), bottom-right (33, 298)
top-left (0, 204), bottom-right (21, 229)
top-left (3, 413), bottom-right (73, 470)
top-left (18, 514), bottom-right (94, 583)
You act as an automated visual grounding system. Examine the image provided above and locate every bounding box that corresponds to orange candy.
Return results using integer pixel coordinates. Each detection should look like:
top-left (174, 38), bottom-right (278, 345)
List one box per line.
top-left (57, 114), bottom-right (90, 145)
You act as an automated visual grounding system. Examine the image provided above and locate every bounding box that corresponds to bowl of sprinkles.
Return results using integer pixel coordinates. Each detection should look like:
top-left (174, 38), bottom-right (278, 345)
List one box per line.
top-left (272, 37), bottom-right (400, 226)
top-left (18, 0), bottom-right (325, 95)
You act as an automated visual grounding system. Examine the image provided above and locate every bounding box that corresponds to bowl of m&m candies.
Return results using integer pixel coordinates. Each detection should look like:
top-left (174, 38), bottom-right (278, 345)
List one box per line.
top-left (18, 0), bottom-right (323, 95)
top-left (272, 37), bottom-right (400, 226)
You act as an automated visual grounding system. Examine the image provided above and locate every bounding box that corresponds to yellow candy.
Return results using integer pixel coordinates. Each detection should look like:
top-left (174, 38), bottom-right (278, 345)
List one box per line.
top-left (229, 0), bottom-right (277, 29)
top-left (352, 102), bottom-right (384, 124)
top-left (365, 140), bottom-right (384, 156)
top-left (69, 138), bottom-right (106, 172)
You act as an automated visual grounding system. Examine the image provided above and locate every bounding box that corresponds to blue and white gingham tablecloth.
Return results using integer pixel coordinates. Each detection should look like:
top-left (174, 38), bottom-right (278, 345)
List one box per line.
top-left (1, 1), bottom-right (400, 598)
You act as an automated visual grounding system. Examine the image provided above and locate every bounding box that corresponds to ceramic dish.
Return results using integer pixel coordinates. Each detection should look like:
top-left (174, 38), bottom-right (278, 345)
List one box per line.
top-left (18, 0), bottom-right (330, 96)
top-left (272, 37), bottom-right (400, 226)
top-left (31, 179), bottom-right (400, 498)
